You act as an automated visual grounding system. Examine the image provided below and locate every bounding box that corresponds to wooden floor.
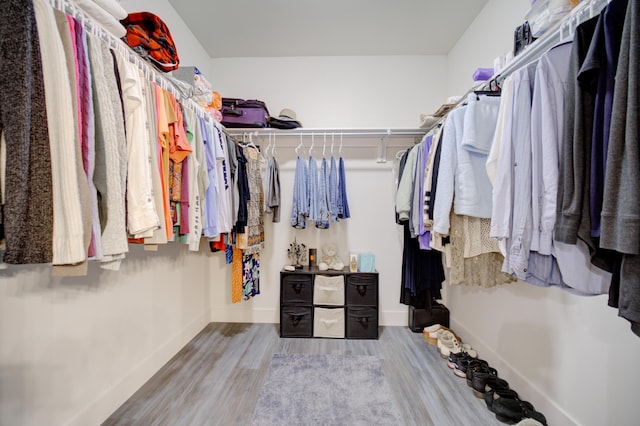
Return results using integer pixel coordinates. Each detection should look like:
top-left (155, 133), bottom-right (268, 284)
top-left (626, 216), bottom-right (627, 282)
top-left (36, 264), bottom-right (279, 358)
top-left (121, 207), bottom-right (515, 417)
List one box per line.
top-left (104, 323), bottom-right (501, 426)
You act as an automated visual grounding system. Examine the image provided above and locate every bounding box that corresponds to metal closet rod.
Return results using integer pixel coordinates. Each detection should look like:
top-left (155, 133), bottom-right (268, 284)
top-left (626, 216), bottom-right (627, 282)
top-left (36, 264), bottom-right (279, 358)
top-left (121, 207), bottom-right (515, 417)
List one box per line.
top-left (48, 0), bottom-right (211, 121)
top-left (488, 0), bottom-right (611, 88)
top-left (224, 128), bottom-right (427, 138)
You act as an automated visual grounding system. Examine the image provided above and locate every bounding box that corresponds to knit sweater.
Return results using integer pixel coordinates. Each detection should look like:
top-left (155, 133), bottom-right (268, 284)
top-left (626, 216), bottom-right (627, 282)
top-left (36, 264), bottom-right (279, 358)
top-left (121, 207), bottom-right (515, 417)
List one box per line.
top-left (34, 0), bottom-right (87, 266)
top-left (0, 0), bottom-right (54, 264)
top-left (88, 35), bottom-right (128, 268)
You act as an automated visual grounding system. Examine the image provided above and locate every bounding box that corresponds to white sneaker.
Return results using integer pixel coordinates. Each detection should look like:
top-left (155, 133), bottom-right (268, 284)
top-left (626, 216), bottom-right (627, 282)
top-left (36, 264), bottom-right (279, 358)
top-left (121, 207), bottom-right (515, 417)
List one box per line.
top-left (436, 330), bottom-right (455, 358)
top-left (422, 324), bottom-right (443, 345)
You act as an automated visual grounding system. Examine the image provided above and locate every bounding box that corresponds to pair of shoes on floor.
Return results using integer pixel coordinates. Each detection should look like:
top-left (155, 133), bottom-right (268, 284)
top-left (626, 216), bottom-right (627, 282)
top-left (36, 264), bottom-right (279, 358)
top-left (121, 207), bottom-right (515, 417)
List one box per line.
top-left (488, 392), bottom-right (547, 425)
top-left (422, 324), bottom-right (449, 345)
top-left (450, 355), bottom-right (487, 378)
top-left (436, 331), bottom-right (478, 359)
top-left (466, 363), bottom-right (499, 397)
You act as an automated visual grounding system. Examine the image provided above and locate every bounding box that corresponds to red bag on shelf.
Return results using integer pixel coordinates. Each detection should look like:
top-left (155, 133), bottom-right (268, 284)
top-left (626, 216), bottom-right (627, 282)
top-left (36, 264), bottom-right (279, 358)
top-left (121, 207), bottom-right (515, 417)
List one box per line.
top-left (121, 12), bottom-right (179, 72)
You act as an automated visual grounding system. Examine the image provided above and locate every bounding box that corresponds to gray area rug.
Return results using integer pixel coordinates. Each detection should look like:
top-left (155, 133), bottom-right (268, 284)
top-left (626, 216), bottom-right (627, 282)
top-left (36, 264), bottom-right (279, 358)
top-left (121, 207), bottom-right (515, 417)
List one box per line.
top-left (251, 354), bottom-right (403, 426)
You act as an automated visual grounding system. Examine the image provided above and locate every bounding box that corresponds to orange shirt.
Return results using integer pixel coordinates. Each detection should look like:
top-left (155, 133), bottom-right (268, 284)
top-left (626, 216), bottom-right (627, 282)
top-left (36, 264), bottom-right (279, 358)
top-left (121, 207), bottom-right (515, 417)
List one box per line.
top-left (154, 84), bottom-right (174, 240)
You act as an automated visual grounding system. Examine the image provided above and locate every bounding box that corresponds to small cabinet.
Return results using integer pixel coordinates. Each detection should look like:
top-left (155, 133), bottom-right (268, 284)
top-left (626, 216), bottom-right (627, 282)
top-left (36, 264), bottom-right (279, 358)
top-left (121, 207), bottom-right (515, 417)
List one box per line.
top-left (280, 267), bottom-right (379, 339)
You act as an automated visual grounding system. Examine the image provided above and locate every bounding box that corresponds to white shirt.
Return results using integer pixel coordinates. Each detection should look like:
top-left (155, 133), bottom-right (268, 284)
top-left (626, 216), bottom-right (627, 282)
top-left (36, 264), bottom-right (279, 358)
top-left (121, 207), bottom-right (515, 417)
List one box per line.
top-left (34, 0), bottom-right (86, 265)
top-left (115, 54), bottom-right (160, 238)
top-left (432, 106), bottom-right (466, 235)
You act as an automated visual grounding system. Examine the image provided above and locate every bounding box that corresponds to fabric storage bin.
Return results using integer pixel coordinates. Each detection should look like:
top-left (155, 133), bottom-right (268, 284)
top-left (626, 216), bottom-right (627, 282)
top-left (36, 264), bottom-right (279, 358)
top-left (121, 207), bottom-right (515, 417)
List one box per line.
top-left (280, 306), bottom-right (313, 337)
top-left (346, 274), bottom-right (378, 306)
top-left (408, 304), bottom-right (450, 333)
top-left (313, 307), bottom-right (345, 338)
top-left (313, 275), bottom-right (345, 306)
top-left (346, 306), bottom-right (379, 339)
top-left (281, 275), bottom-right (313, 305)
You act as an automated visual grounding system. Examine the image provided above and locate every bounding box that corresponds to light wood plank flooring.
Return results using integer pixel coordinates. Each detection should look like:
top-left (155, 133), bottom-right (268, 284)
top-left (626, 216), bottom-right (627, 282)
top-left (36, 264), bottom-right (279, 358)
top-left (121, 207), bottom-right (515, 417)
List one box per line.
top-left (104, 323), bottom-right (502, 426)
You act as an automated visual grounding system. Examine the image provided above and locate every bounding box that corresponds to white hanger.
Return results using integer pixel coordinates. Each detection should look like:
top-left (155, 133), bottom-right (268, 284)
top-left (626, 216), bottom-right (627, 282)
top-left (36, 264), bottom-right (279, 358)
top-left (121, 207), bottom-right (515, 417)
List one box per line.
top-left (331, 133), bottom-right (335, 156)
top-left (295, 133), bottom-right (304, 156)
top-left (339, 132), bottom-right (343, 155)
top-left (265, 133), bottom-right (272, 158)
top-left (309, 133), bottom-right (315, 157)
top-left (322, 133), bottom-right (327, 158)
top-left (272, 134), bottom-right (278, 160)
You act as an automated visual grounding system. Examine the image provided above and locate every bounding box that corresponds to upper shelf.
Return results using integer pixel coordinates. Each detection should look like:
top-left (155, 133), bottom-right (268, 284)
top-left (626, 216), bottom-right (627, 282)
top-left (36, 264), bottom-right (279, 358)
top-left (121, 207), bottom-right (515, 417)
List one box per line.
top-left (223, 127), bottom-right (427, 139)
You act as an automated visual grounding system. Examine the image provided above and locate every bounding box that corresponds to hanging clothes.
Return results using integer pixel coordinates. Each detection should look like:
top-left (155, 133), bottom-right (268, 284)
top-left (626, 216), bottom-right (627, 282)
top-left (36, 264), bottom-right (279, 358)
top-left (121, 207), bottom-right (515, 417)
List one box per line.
top-left (114, 52), bottom-right (160, 238)
top-left (88, 34), bottom-right (128, 270)
top-left (0, 0), bottom-right (54, 265)
top-left (396, 142), bottom-right (444, 307)
top-left (328, 156), bottom-right (339, 222)
top-left (154, 84), bottom-right (174, 241)
top-left (144, 79), bottom-right (168, 246)
top-left (337, 157), bottom-right (350, 219)
top-left (243, 145), bottom-right (264, 255)
top-left (577, 0), bottom-right (629, 239)
top-left (264, 156), bottom-right (281, 223)
top-left (600, 0), bottom-right (640, 335)
top-left (73, 18), bottom-right (104, 259)
top-left (242, 252), bottom-right (261, 301)
top-left (316, 157), bottom-right (330, 229)
top-left (40, 5), bottom-right (91, 268)
top-left (202, 119), bottom-right (219, 238)
top-left (448, 212), bottom-right (515, 288)
top-left (51, 12), bottom-right (92, 276)
top-left (555, 15), bottom-right (617, 272)
top-left (307, 156), bottom-right (319, 223)
top-left (213, 125), bottom-right (232, 234)
top-left (291, 156), bottom-right (308, 229)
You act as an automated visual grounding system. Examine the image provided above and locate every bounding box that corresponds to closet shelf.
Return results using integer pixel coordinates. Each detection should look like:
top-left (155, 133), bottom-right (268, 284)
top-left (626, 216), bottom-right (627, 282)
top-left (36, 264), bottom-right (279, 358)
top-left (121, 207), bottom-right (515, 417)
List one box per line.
top-left (224, 127), bottom-right (427, 138)
top-left (225, 128), bottom-right (427, 163)
top-left (50, 0), bottom-right (211, 121)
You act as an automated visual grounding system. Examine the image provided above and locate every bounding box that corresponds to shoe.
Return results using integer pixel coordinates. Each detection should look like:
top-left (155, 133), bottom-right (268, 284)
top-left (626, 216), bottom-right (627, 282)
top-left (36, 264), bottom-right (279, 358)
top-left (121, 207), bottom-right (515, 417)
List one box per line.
top-left (447, 351), bottom-right (472, 370)
top-left (461, 342), bottom-right (478, 358)
top-left (467, 364), bottom-right (497, 388)
top-left (492, 396), bottom-right (547, 425)
top-left (471, 369), bottom-right (503, 398)
top-left (439, 334), bottom-right (463, 359)
top-left (484, 388), bottom-right (519, 411)
top-left (456, 358), bottom-right (488, 379)
top-left (422, 324), bottom-right (444, 345)
top-left (473, 375), bottom-right (508, 398)
top-left (436, 330), bottom-right (455, 357)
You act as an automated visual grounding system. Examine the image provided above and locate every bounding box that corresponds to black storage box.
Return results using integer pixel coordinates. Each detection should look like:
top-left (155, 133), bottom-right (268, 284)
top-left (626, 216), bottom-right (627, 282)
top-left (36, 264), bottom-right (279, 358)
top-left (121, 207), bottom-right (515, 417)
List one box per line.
top-left (280, 306), bottom-right (313, 337)
top-left (281, 275), bottom-right (313, 305)
top-left (408, 302), bottom-right (449, 333)
top-left (346, 306), bottom-right (379, 339)
top-left (346, 274), bottom-right (378, 306)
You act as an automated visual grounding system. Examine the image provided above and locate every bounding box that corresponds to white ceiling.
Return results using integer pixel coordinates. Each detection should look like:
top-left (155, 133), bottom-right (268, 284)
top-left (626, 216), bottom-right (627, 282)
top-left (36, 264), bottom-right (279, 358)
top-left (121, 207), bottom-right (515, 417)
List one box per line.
top-left (168, 0), bottom-right (489, 58)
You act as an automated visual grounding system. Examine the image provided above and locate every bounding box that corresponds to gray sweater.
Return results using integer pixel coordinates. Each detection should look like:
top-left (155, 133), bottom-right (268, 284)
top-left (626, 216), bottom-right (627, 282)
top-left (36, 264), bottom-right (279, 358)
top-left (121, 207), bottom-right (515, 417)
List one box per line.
top-left (0, 0), bottom-right (53, 264)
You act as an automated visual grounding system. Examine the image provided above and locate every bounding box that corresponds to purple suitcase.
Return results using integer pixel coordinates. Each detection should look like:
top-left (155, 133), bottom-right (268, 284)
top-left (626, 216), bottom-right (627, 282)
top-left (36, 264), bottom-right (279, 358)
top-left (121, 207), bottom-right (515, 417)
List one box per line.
top-left (221, 98), bottom-right (269, 128)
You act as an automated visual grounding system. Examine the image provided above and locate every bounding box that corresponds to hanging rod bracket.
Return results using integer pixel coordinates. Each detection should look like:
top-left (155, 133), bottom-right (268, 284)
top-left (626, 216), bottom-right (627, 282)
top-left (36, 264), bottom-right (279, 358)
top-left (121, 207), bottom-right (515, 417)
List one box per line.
top-left (376, 129), bottom-right (391, 163)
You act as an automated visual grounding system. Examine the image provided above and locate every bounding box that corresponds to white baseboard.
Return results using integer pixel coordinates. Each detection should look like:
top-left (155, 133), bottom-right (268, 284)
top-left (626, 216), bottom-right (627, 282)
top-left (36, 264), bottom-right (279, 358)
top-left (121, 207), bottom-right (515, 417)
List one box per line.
top-left (379, 309), bottom-right (408, 326)
top-left (210, 307), bottom-right (279, 323)
top-left (450, 318), bottom-right (579, 426)
top-left (67, 309), bottom-right (211, 426)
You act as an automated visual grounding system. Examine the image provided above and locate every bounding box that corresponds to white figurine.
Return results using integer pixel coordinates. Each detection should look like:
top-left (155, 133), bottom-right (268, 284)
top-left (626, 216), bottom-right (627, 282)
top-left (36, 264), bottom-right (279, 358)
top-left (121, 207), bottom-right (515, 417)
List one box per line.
top-left (321, 243), bottom-right (344, 271)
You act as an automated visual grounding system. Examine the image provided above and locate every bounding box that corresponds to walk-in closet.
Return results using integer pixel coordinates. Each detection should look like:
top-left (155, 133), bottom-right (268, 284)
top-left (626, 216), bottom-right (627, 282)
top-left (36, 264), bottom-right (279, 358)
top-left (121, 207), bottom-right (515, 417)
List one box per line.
top-left (1, 0), bottom-right (638, 425)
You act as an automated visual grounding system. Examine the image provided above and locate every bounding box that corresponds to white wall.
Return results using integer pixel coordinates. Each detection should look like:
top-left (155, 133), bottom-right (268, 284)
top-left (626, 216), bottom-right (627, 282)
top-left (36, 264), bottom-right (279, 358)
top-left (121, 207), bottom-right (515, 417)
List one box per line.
top-left (445, 1), bottom-right (640, 426)
top-left (447, 0), bottom-right (530, 96)
top-left (0, 245), bottom-right (211, 426)
top-left (0, 1), bottom-right (214, 425)
top-left (211, 55), bottom-right (448, 128)
top-left (208, 55), bottom-right (448, 325)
